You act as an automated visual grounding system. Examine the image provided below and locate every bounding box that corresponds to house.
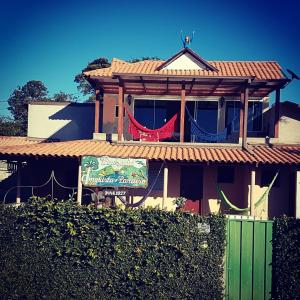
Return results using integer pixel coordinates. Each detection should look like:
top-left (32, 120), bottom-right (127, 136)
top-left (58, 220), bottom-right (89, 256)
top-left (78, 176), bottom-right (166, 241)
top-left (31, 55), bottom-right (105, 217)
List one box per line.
top-left (0, 45), bottom-right (300, 219)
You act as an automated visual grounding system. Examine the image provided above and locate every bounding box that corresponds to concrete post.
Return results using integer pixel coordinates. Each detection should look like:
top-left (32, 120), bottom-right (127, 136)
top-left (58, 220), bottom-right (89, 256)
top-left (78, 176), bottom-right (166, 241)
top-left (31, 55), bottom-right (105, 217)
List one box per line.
top-left (250, 168), bottom-right (256, 217)
top-left (16, 161), bottom-right (21, 205)
top-left (77, 160), bottom-right (82, 206)
top-left (163, 165), bottom-right (168, 209)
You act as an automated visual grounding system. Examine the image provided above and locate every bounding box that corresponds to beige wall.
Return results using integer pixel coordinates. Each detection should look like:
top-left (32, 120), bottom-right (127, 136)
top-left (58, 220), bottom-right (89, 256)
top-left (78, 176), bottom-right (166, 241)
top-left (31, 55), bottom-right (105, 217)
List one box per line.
top-left (117, 162), bottom-right (296, 220)
top-left (28, 102), bottom-right (94, 141)
top-left (115, 162), bottom-right (180, 211)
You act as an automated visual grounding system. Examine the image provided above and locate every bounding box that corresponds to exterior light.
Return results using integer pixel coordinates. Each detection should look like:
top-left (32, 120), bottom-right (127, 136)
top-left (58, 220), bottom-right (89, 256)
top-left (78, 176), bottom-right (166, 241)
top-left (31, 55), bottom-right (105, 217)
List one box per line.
top-left (219, 96), bottom-right (225, 108)
top-left (127, 94), bottom-right (133, 106)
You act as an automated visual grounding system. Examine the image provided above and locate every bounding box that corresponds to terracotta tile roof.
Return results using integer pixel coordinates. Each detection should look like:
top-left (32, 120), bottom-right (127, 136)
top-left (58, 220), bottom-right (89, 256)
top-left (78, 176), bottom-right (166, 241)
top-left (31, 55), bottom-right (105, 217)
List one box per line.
top-left (0, 136), bottom-right (42, 147)
top-left (84, 58), bottom-right (286, 80)
top-left (0, 138), bottom-right (299, 165)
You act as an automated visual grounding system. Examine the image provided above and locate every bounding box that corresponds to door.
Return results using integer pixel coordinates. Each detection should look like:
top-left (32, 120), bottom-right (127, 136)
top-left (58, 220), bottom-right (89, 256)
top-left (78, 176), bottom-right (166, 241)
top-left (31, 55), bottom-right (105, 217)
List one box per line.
top-left (180, 165), bottom-right (203, 214)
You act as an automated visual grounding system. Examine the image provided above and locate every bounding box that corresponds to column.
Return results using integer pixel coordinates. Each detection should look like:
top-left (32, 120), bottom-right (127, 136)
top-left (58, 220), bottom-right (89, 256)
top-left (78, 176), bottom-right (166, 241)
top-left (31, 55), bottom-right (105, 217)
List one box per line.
top-left (16, 161), bottom-right (21, 205)
top-left (163, 165), bottom-right (168, 209)
top-left (118, 83), bottom-right (124, 141)
top-left (94, 89), bottom-right (100, 133)
top-left (242, 85), bottom-right (249, 149)
top-left (239, 92), bottom-right (244, 139)
top-left (180, 84), bottom-right (186, 143)
top-left (249, 168), bottom-right (256, 217)
top-left (77, 159), bottom-right (82, 206)
top-left (274, 88), bottom-right (280, 138)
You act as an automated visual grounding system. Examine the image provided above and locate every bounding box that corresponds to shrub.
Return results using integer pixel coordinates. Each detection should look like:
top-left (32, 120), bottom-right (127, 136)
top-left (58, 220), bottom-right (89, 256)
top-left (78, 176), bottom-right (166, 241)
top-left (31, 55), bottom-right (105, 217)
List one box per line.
top-left (0, 197), bottom-right (226, 299)
top-left (272, 216), bottom-right (300, 300)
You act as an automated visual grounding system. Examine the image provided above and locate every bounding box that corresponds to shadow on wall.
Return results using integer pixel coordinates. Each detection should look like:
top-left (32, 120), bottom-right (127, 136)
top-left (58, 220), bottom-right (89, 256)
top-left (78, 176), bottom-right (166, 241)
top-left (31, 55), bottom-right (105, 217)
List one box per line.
top-left (37, 103), bottom-right (99, 141)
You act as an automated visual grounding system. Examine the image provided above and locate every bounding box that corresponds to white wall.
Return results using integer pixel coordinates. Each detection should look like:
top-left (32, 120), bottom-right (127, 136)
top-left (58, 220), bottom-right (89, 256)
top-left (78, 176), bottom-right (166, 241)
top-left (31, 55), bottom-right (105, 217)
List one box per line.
top-left (164, 53), bottom-right (207, 70)
top-left (28, 102), bottom-right (94, 141)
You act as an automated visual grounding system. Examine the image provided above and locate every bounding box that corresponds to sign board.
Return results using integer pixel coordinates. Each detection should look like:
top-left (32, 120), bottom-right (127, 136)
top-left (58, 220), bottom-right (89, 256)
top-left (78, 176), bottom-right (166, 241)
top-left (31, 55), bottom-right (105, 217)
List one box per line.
top-left (81, 156), bottom-right (148, 188)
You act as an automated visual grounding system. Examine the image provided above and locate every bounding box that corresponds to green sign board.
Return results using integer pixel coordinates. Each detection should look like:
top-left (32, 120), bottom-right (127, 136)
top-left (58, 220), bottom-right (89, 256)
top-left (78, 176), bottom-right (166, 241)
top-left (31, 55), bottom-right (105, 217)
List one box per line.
top-left (81, 156), bottom-right (148, 188)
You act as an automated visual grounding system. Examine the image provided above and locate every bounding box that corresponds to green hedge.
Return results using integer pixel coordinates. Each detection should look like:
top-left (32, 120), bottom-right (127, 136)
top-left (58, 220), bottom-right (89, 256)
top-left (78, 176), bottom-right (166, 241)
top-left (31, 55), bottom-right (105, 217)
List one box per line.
top-left (272, 216), bottom-right (300, 300)
top-left (0, 197), bottom-right (226, 299)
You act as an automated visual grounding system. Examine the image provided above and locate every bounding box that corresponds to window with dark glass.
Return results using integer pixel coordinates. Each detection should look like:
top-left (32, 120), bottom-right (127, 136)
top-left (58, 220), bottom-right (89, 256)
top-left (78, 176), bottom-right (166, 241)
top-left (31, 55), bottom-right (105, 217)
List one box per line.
top-left (134, 100), bottom-right (180, 129)
top-left (195, 101), bottom-right (218, 133)
top-left (217, 166), bottom-right (235, 183)
top-left (148, 164), bottom-right (164, 190)
top-left (261, 169), bottom-right (280, 187)
top-left (248, 102), bottom-right (263, 132)
top-left (225, 101), bottom-right (263, 133)
top-left (225, 101), bottom-right (240, 132)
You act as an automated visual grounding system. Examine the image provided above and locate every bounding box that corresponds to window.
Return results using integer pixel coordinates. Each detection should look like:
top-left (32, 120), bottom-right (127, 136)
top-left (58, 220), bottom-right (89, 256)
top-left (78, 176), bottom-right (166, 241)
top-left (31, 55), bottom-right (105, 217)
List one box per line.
top-left (187, 101), bottom-right (218, 133)
top-left (148, 164), bottom-right (164, 190)
top-left (134, 100), bottom-right (180, 129)
top-left (225, 101), bottom-right (263, 133)
top-left (248, 102), bottom-right (263, 132)
top-left (217, 166), bottom-right (235, 183)
top-left (261, 169), bottom-right (280, 187)
top-left (115, 105), bottom-right (125, 118)
top-left (225, 101), bottom-right (240, 132)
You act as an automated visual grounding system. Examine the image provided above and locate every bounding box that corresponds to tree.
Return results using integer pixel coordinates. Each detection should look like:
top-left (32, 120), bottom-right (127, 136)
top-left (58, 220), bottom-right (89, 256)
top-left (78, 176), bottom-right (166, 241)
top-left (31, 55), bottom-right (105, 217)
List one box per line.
top-left (7, 80), bottom-right (48, 136)
top-left (127, 56), bottom-right (161, 63)
top-left (74, 57), bottom-right (160, 101)
top-left (74, 58), bottom-right (111, 101)
top-left (52, 91), bottom-right (78, 102)
top-left (0, 116), bottom-right (22, 136)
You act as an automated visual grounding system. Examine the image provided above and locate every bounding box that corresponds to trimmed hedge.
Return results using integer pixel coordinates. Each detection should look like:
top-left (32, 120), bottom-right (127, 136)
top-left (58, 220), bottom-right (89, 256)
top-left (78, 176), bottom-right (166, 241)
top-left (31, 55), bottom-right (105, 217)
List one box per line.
top-left (272, 216), bottom-right (300, 300)
top-left (0, 197), bottom-right (226, 299)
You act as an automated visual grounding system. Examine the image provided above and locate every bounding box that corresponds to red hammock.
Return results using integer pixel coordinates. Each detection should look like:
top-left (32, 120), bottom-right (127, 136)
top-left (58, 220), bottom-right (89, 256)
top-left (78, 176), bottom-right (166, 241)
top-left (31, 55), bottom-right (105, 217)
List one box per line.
top-left (126, 108), bottom-right (178, 142)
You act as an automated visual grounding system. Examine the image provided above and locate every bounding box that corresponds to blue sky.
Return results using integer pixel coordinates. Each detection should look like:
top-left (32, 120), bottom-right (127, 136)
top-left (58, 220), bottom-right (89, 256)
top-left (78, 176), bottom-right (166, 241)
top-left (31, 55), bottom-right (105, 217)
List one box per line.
top-left (0, 0), bottom-right (300, 116)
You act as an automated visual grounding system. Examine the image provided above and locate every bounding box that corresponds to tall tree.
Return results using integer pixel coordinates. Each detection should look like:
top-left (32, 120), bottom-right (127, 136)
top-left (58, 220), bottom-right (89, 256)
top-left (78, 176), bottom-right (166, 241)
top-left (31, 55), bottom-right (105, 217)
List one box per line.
top-left (52, 91), bottom-right (78, 102)
top-left (74, 57), bottom-right (160, 101)
top-left (74, 58), bottom-right (111, 101)
top-left (7, 80), bottom-right (48, 136)
top-left (0, 116), bottom-right (22, 136)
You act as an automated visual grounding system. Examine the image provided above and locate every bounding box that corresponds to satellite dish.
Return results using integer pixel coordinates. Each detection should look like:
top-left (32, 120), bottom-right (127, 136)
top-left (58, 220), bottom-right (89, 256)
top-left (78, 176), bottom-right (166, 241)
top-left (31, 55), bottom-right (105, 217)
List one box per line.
top-left (287, 69), bottom-right (300, 80)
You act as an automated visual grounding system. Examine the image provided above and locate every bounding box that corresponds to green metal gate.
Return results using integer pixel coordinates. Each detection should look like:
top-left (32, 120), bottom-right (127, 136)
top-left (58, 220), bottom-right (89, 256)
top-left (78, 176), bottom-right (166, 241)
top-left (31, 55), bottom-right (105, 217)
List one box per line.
top-left (225, 218), bottom-right (273, 300)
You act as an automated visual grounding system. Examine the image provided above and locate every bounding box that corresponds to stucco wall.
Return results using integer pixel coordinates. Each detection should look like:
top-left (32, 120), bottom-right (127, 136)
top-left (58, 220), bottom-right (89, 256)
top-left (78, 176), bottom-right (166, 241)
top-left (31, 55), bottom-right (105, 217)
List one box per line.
top-left (28, 102), bottom-right (94, 141)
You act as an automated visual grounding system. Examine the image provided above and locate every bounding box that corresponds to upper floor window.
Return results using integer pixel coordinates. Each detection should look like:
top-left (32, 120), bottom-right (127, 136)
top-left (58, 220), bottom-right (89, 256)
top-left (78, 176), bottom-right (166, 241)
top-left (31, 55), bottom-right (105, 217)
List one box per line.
top-left (225, 101), bottom-right (263, 133)
top-left (134, 99), bottom-right (180, 129)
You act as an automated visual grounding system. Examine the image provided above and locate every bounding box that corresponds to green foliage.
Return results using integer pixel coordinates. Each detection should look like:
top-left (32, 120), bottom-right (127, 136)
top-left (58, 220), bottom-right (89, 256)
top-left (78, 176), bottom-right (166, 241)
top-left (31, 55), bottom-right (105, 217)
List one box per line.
top-left (272, 216), bottom-right (300, 300)
top-left (7, 80), bottom-right (48, 135)
top-left (74, 57), bottom-right (111, 100)
top-left (173, 196), bottom-right (187, 207)
top-left (0, 197), bottom-right (226, 299)
top-left (128, 56), bottom-right (161, 63)
top-left (0, 116), bottom-right (22, 136)
top-left (52, 91), bottom-right (78, 102)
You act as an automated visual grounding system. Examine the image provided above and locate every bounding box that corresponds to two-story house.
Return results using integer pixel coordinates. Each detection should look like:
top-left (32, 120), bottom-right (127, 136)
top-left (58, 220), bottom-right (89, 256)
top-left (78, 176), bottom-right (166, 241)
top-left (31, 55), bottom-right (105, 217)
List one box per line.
top-left (0, 46), bottom-right (300, 219)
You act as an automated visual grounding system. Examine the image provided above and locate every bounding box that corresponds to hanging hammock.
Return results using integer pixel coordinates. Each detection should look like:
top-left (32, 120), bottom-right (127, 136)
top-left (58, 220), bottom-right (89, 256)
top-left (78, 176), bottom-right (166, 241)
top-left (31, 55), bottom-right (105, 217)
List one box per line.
top-left (117, 161), bottom-right (165, 208)
top-left (185, 107), bottom-right (230, 142)
top-left (126, 107), bottom-right (178, 142)
top-left (216, 171), bottom-right (279, 213)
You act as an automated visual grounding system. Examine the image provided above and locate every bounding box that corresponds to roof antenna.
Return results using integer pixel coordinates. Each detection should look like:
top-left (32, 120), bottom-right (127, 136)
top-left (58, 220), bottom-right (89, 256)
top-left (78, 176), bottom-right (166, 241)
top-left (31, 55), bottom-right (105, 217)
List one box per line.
top-left (180, 30), bottom-right (195, 48)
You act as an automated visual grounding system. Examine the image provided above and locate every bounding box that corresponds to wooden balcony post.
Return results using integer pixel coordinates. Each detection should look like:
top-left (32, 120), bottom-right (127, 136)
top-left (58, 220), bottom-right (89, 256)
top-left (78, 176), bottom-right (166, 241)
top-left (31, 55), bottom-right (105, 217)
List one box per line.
top-left (94, 89), bottom-right (100, 133)
top-left (242, 85), bottom-right (249, 149)
top-left (274, 88), bottom-right (280, 138)
top-left (180, 84), bottom-right (186, 143)
top-left (239, 92), bottom-right (244, 138)
top-left (118, 82), bottom-right (124, 142)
